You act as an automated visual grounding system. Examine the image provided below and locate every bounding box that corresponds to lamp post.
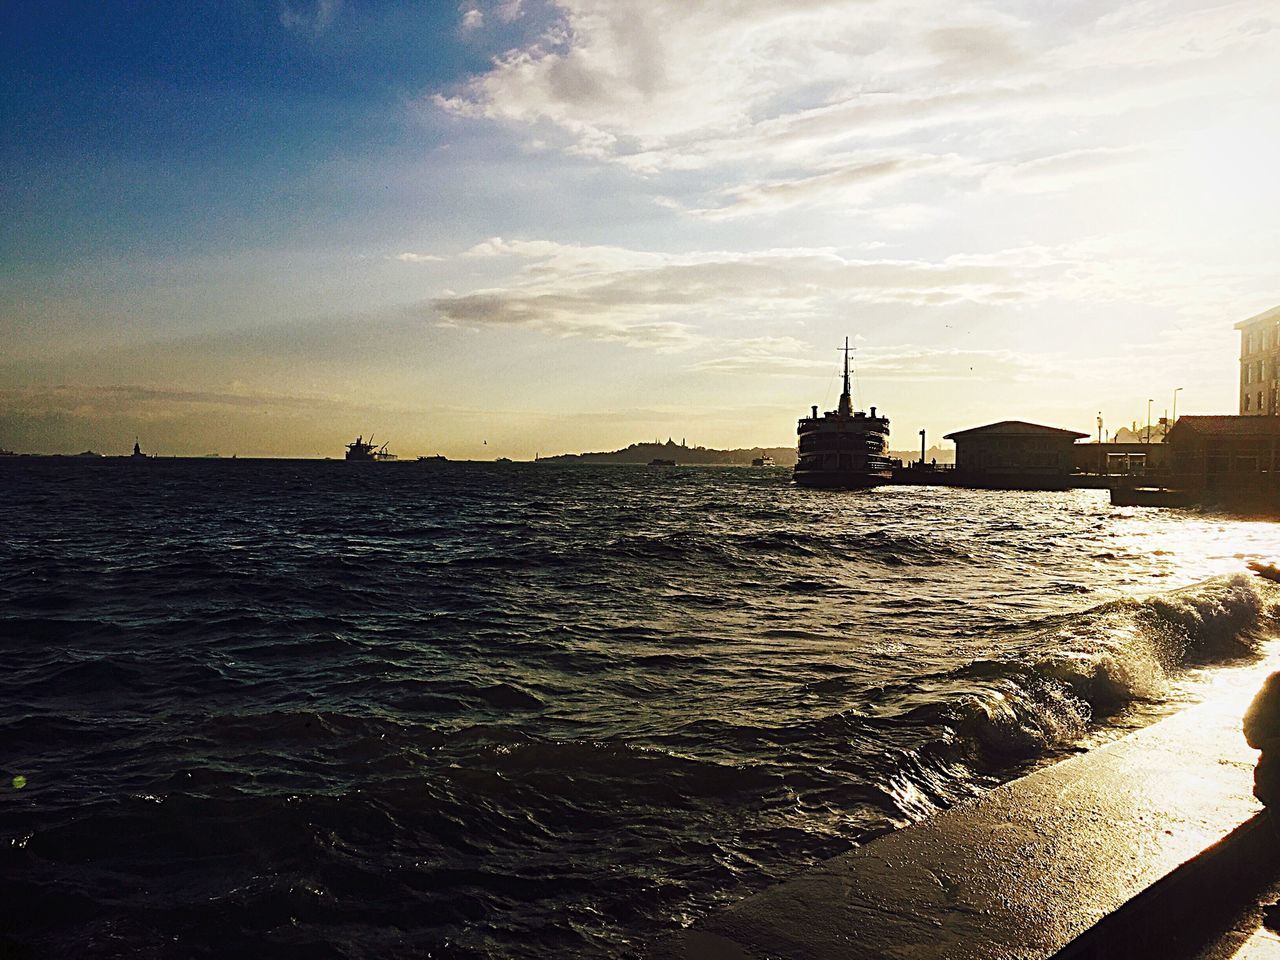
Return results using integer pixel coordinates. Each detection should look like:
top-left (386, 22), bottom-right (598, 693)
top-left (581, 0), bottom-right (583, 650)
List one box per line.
top-left (919, 429), bottom-right (926, 467)
top-left (1146, 399), bottom-right (1153, 444)
top-left (1173, 387), bottom-right (1183, 425)
top-left (1097, 412), bottom-right (1104, 475)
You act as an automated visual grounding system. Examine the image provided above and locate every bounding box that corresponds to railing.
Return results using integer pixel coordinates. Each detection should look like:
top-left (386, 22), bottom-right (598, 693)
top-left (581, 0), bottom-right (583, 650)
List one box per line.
top-left (897, 461), bottom-right (955, 471)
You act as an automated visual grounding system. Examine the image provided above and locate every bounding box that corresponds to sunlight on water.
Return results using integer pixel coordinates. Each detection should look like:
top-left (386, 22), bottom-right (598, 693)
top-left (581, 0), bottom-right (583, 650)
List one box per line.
top-left (1, 461), bottom-right (1278, 959)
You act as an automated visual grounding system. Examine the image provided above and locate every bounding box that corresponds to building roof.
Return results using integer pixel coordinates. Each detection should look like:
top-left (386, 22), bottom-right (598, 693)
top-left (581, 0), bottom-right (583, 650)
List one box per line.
top-left (1233, 304), bottom-right (1280, 330)
top-left (1166, 415), bottom-right (1280, 438)
top-left (943, 420), bottom-right (1089, 441)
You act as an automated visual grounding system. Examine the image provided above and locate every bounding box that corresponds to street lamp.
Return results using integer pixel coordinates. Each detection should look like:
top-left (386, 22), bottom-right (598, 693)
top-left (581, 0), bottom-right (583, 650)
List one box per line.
top-left (1097, 412), bottom-right (1104, 475)
top-left (1146, 399), bottom-right (1153, 444)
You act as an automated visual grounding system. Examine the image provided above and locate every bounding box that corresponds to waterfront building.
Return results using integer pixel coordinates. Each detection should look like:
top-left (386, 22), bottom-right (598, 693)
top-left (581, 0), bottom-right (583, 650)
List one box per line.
top-left (1164, 416), bottom-right (1280, 489)
top-left (1235, 304), bottom-right (1280, 415)
top-left (943, 421), bottom-right (1088, 489)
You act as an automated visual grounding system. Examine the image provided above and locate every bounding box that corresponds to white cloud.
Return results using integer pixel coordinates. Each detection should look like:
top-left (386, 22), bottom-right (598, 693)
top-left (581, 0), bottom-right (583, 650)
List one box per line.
top-left (681, 154), bottom-right (971, 220)
top-left (692, 336), bottom-right (833, 375)
top-left (393, 252), bottom-right (446, 263)
top-left (279, 0), bottom-right (342, 36)
top-left (982, 146), bottom-right (1145, 194)
top-left (421, 232), bottom-right (1278, 370)
top-left (692, 337), bottom-right (1058, 384)
top-left (493, 0), bottom-right (525, 23)
top-left (856, 345), bottom-right (1057, 383)
top-left (461, 8), bottom-right (484, 31)
top-left (432, 0), bottom-right (1280, 218)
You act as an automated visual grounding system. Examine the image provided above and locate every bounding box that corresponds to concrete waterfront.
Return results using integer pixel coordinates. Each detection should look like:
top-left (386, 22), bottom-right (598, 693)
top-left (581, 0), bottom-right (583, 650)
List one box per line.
top-left (654, 659), bottom-right (1280, 960)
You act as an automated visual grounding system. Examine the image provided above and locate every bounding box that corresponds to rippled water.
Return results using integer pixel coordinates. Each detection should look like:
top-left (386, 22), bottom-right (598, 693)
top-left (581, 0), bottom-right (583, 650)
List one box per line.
top-left (2, 459), bottom-right (1278, 958)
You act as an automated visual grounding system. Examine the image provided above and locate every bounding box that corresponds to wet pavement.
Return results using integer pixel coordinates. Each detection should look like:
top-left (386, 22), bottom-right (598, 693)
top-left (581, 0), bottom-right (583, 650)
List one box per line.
top-left (654, 658), bottom-right (1280, 960)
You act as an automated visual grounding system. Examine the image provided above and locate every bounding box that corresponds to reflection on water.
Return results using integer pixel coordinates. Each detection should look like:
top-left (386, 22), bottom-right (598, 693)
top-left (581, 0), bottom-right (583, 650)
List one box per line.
top-left (0, 461), bottom-right (1277, 959)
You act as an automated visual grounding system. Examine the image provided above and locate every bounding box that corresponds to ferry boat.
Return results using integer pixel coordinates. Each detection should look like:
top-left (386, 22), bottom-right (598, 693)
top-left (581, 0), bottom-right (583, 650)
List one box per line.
top-left (345, 435), bottom-right (397, 461)
top-left (751, 454), bottom-right (775, 467)
top-left (794, 338), bottom-right (892, 488)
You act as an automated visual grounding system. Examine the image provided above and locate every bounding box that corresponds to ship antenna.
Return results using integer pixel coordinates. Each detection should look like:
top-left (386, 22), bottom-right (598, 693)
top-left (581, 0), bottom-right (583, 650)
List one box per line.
top-left (838, 336), bottom-right (853, 417)
top-left (843, 338), bottom-right (851, 396)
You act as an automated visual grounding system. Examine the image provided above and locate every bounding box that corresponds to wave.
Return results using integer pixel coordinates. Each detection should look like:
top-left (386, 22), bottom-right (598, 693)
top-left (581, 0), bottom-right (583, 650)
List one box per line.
top-left (878, 574), bottom-right (1279, 816)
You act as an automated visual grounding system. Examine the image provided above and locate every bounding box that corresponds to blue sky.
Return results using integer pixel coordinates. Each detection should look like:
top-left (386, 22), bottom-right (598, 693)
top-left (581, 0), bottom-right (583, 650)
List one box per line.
top-left (3, 1), bottom-right (1279, 457)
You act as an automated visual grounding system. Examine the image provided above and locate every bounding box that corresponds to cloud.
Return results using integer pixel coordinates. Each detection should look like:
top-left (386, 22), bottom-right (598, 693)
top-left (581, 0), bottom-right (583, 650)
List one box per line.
top-left (393, 251), bottom-right (446, 262)
top-left (855, 346), bottom-right (1058, 383)
top-left (461, 8), bottom-right (484, 31)
top-left (494, 0), bottom-right (525, 23)
top-left (681, 154), bottom-right (970, 220)
top-left (982, 146), bottom-right (1145, 194)
top-left (425, 240), bottom-right (1062, 354)
top-left (422, 233), bottom-right (1271, 363)
top-left (1, 384), bottom-right (347, 417)
top-left (692, 337), bottom-right (1058, 384)
top-left (279, 0), bottom-right (343, 36)
top-left (431, 0), bottom-right (1280, 217)
top-left (692, 337), bottom-right (832, 375)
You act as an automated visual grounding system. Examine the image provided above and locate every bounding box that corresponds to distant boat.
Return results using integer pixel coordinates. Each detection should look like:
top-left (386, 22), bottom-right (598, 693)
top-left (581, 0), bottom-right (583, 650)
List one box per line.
top-left (649, 458), bottom-right (677, 466)
top-left (416, 454), bottom-right (448, 463)
top-left (794, 337), bottom-right (892, 489)
top-left (345, 435), bottom-right (397, 461)
top-left (131, 439), bottom-right (149, 459)
top-left (751, 454), bottom-right (776, 467)
top-left (495, 457), bottom-right (513, 463)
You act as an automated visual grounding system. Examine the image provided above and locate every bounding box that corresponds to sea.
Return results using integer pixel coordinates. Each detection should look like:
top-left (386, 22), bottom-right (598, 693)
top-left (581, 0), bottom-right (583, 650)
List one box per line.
top-left (2, 458), bottom-right (1278, 959)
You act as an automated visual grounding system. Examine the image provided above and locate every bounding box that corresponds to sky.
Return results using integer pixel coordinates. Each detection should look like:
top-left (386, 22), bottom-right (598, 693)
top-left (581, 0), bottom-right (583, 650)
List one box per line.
top-left (2, 0), bottom-right (1279, 458)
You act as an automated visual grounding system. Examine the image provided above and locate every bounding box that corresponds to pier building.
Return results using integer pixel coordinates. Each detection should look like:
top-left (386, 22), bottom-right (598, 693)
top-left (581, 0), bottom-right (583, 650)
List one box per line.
top-left (1235, 304), bottom-right (1280, 415)
top-left (1164, 415), bottom-right (1280, 492)
top-left (943, 421), bottom-right (1088, 490)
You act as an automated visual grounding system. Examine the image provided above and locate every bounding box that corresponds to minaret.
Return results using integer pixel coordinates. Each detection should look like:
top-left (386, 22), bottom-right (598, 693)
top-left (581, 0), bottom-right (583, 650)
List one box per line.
top-left (837, 337), bottom-right (853, 417)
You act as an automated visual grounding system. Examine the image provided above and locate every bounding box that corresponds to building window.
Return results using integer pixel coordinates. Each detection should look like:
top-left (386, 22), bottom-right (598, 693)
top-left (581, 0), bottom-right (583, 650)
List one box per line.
top-left (1260, 391), bottom-right (1266, 412)
top-left (1245, 393), bottom-right (1252, 411)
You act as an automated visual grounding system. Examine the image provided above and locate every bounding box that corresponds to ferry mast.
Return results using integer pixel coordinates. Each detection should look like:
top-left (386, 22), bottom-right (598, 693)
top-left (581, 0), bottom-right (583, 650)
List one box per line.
top-left (838, 337), bottom-right (853, 418)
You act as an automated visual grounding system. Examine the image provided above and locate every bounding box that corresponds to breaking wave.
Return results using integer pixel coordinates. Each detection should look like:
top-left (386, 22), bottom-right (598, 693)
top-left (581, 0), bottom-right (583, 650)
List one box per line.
top-left (870, 574), bottom-right (1279, 820)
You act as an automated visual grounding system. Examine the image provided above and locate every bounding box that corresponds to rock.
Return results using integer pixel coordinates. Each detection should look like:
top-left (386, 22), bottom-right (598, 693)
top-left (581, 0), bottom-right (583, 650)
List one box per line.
top-left (1256, 751), bottom-right (1280, 807)
top-left (1244, 672), bottom-right (1280, 806)
top-left (1243, 672), bottom-right (1280, 750)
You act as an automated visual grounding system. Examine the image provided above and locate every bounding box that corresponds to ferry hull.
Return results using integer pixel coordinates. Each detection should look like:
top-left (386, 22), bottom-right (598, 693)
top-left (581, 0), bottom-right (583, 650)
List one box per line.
top-left (793, 469), bottom-right (892, 489)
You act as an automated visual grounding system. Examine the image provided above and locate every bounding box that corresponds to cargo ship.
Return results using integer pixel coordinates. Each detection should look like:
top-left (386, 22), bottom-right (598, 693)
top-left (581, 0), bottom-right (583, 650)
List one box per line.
top-left (345, 435), bottom-right (397, 461)
top-left (793, 338), bottom-right (892, 488)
